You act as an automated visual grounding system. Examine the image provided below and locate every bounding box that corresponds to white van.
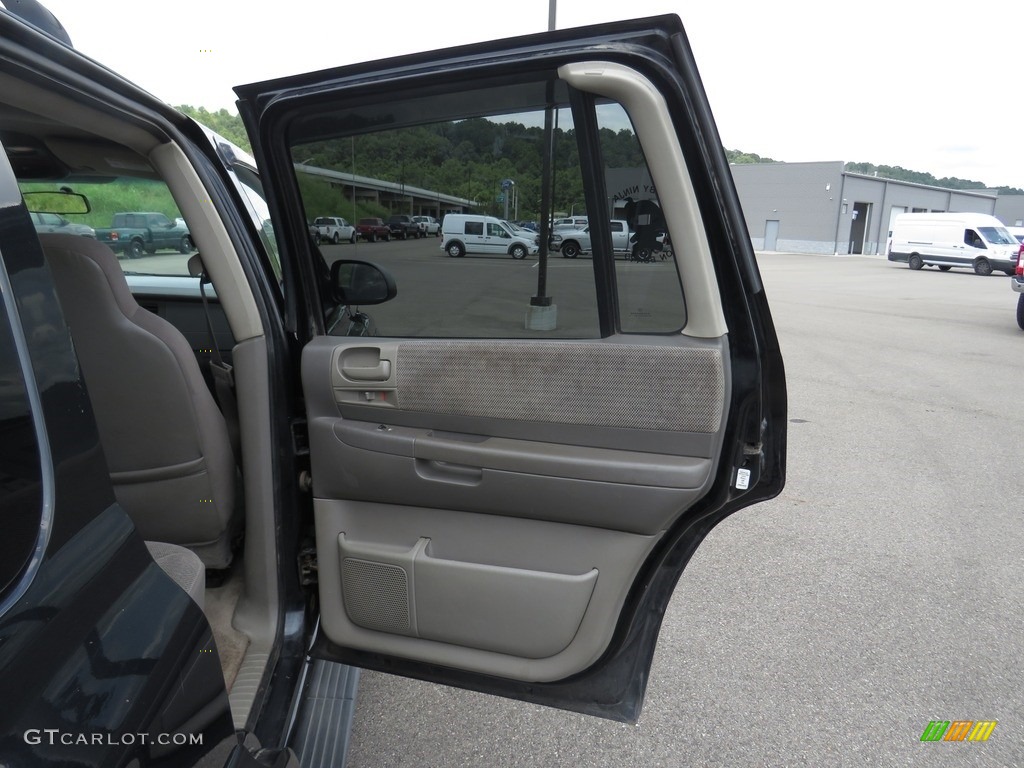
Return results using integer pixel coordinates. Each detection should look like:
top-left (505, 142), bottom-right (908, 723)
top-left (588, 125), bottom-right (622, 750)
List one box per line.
top-left (441, 214), bottom-right (539, 259)
top-left (887, 212), bottom-right (1019, 276)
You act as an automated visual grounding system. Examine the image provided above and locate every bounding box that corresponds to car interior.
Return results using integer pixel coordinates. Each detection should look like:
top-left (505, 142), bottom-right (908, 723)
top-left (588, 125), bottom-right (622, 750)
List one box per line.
top-left (0, 69), bottom-right (280, 729)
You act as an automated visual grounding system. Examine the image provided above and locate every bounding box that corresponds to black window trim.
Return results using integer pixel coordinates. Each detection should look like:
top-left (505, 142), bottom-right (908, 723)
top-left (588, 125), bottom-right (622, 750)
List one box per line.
top-left (0, 247), bottom-right (55, 618)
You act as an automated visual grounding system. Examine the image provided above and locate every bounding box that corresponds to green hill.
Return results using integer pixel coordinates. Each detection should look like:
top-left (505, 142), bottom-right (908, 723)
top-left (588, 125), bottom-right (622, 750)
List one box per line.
top-left (176, 105), bottom-right (1023, 199)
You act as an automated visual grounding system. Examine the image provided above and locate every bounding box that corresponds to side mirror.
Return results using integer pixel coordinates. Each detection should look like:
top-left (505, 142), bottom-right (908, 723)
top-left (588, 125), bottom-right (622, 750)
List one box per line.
top-left (329, 259), bottom-right (397, 306)
top-left (22, 190), bottom-right (90, 214)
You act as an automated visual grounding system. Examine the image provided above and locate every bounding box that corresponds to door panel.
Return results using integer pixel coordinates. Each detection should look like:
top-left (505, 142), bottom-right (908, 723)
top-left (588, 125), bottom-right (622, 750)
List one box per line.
top-left (304, 329), bottom-right (728, 680)
top-left (304, 336), bottom-right (728, 533)
top-left (239, 14), bottom-right (786, 721)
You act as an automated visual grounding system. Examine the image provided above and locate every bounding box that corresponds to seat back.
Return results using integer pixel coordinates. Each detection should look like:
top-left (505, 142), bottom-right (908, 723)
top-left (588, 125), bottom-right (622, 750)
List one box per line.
top-left (40, 233), bottom-right (237, 567)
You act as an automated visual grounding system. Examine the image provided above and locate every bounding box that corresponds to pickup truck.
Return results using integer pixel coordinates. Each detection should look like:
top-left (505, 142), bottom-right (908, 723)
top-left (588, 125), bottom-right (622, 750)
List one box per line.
top-left (552, 219), bottom-right (631, 258)
top-left (95, 211), bottom-right (193, 257)
top-left (312, 216), bottom-right (357, 244)
top-left (387, 214), bottom-right (423, 239)
top-left (356, 217), bottom-right (391, 242)
top-left (412, 215), bottom-right (441, 236)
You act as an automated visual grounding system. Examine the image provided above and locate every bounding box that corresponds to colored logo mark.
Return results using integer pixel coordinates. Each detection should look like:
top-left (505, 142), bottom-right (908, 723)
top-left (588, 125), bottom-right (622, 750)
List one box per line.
top-left (920, 720), bottom-right (997, 742)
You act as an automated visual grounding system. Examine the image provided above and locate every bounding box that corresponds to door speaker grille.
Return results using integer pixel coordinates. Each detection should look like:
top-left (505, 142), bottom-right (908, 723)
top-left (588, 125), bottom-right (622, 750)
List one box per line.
top-left (341, 558), bottom-right (411, 634)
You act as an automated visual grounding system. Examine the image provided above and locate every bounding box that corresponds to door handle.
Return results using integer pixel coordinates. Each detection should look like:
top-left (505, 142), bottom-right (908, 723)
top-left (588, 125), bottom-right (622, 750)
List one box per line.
top-left (341, 360), bottom-right (392, 381)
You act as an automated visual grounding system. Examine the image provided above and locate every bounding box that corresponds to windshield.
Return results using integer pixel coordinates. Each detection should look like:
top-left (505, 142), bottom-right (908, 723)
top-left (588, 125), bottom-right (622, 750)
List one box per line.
top-left (979, 226), bottom-right (1016, 245)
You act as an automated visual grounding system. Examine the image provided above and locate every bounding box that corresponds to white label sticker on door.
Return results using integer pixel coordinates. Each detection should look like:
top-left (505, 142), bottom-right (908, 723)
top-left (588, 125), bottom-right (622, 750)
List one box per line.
top-left (735, 468), bottom-right (751, 490)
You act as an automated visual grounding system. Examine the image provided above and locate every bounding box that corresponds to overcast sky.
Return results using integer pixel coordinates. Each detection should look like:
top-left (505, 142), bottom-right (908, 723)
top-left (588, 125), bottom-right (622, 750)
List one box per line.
top-left (42, 0), bottom-right (1024, 189)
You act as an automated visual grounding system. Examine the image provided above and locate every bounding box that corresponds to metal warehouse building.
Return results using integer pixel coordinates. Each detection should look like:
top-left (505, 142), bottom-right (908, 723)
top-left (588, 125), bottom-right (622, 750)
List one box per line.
top-left (730, 161), bottom-right (1024, 255)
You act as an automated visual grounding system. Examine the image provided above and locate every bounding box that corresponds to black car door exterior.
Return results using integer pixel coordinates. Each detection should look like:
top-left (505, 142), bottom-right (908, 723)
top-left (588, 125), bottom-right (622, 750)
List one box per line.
top-left (237, 16), bottom-right (786, 722)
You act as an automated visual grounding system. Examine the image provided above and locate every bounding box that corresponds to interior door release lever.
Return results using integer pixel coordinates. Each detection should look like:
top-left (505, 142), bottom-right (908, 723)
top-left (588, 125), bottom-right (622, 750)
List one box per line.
top-left (342, 360), bottom-right (392, 381)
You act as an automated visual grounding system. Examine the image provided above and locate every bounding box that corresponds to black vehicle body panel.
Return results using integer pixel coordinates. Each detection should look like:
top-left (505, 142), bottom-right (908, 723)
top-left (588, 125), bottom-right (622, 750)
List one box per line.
top-left (0, 13), bottom-right (306, 764)
top-left (0, 201), bottom-right (236, 765)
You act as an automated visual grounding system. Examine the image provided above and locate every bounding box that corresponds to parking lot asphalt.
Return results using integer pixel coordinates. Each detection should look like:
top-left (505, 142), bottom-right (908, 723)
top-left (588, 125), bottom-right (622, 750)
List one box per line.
top-left (335, 248), bottom-right (1022, 767)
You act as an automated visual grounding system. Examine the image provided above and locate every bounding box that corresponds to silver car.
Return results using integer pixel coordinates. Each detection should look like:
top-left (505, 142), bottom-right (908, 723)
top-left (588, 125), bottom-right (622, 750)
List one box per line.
top-left (29, 211), bottom-right (95, 237)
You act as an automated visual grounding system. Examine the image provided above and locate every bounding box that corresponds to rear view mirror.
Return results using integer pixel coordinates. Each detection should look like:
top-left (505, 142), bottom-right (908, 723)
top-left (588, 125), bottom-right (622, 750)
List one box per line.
top-left (330, 259), bottom-right (397, 306)
top-left (23, 190), bottom-right (90, 214)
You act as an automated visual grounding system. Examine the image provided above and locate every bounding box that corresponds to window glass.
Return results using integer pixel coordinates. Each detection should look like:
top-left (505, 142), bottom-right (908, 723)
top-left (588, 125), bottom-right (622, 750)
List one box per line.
top-left (286, 76), bottom-right (688, 338)
top-left (289, 81), bottom-right (598, 338)
top-left (19, 179), bottom-right (194, 276)
top-left (964, 229), bottom-right (985, 248)
top-left (978, 226), bottom-right (1015, 245)
top-left (597, 103), bottom-right (687, 333)
top-left (232, 163), bottom-right (282, 281)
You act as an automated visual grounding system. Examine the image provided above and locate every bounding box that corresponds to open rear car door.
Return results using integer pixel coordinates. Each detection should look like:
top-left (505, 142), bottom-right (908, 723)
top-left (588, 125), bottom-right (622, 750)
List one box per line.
top-left (235, 15), bottom-right (786, 722)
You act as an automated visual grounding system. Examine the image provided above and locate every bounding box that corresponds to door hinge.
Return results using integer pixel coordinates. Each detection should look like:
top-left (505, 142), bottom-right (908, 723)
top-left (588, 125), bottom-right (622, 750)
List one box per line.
top-left (298, 547), bottom-right (318, 586)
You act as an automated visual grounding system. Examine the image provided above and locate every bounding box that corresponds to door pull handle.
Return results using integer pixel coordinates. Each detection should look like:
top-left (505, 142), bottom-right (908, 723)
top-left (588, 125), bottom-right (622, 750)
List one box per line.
top-left (342, 360), bottom-right (392, 381)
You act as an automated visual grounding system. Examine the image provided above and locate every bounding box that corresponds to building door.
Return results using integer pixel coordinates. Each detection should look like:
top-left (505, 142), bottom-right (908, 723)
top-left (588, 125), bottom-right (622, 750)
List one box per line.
top-left (764, 219), bottom-right (779, 251)
top-left (849, 202), bottom-right (870, 254)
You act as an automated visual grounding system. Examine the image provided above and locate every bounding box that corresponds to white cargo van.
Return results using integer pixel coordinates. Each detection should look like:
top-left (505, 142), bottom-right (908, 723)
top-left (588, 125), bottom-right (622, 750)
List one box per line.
top-left (441, 214), bottom-right (539, 259)
top-left (887, 212), bottom-right (1019, 276)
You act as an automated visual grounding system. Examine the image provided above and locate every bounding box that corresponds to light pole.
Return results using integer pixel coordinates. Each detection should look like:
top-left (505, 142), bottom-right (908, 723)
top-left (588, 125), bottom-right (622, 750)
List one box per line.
top-left (525, 0), bottom-right (559, 330)
top-left (502, 178), bottom-right (514, 220)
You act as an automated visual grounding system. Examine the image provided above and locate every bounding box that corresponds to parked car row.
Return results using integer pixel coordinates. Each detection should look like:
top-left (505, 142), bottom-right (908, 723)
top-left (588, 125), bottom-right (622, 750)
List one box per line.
top-left (306, 215), bottom-right (444, 243)
top-left (307, 212), bottom-right (672, 265)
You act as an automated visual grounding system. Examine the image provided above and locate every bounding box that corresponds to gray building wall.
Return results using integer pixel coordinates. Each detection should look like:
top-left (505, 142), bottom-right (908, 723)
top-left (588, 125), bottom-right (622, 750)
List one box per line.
top-left (840, 174), bottom-right (996, 255)
top-left (731, 163), bottom-right (998, 254)
top-left (730, 162), bottom-right (843, 253)
top-left (992, 193), bottom-right (1024, 227)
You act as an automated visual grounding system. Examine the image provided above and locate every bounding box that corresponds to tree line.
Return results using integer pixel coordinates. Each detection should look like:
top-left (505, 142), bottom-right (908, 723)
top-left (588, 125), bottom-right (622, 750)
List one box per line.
top-left (177, 106), bottom-right (1023, 204)
top-left (843, 161), bottom-right (1022, 195)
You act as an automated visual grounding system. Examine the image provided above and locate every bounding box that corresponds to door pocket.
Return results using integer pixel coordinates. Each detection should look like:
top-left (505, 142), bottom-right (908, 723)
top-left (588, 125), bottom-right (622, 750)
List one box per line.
top-left (338, 534), bottom-right (598, 659)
